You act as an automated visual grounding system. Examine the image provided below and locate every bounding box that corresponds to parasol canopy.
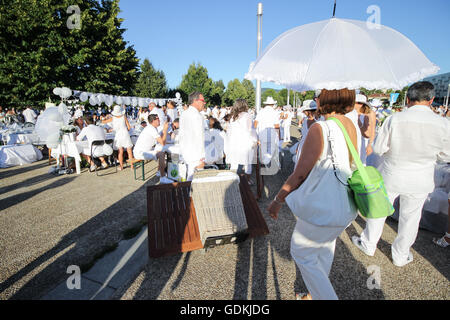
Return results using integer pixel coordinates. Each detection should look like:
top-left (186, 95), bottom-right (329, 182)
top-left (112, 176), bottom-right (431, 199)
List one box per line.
top-left (245, 18), bottom-right (439, 91)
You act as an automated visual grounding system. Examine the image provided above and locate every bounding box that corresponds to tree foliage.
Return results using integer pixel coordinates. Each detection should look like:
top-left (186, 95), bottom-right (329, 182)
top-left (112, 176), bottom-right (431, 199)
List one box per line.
top-left (134, 58), bottom-right (168, 98)
top-left (0, 0), bottom-right (139, 109)
top-left (178, 62), bottom-right (214, 104)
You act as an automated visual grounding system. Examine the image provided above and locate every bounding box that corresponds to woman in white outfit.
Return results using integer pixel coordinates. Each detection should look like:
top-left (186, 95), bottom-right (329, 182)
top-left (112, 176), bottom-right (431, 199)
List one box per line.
top-left (268, 88), bottom-right (358, 300)
top-left (102, 105), bottom-right (134, 170)
top-left (224, 99), bottom-right (257, 184)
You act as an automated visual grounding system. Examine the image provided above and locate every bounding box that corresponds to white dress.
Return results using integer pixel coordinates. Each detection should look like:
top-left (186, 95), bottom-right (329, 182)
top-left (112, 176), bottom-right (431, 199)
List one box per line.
top-left (225, 112), bottom-right (257, 168)
top-left (112, 116), bottom-right (133, 150)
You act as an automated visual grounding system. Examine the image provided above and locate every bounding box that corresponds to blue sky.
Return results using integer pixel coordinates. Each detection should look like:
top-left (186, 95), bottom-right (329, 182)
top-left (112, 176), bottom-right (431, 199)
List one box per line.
top-left (118, 0), bottom-right (450, 90)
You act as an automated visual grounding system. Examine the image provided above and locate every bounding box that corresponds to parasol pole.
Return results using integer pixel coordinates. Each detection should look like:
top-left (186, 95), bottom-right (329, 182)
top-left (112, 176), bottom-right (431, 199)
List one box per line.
top-left (255, 3), bottom-right (263, 114)
top-left (332, 0), bottom-right (337, 18)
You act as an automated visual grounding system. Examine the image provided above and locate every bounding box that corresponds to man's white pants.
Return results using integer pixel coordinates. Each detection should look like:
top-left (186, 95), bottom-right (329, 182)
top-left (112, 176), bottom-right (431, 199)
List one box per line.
top-left (359, 191), bottom-right (428, 264)
top-left (290, 219), bottom-right (345, 300)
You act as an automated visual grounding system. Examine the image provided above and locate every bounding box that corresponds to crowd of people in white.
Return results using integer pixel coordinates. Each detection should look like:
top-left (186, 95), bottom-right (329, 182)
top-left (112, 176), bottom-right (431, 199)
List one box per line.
top-left (1, 81), bottom-right (449, 300)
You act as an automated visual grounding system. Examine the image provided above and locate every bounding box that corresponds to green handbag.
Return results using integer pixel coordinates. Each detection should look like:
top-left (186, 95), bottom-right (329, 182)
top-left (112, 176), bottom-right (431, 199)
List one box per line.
top-left (329, 117), bottom-right (394, 219)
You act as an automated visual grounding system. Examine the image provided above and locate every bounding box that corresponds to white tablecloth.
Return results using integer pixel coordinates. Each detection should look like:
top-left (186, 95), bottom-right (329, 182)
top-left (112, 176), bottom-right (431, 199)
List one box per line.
top-left (6, 132), bottom-right (40, 145)
top-left (0, 144), bottom-right (43, 168)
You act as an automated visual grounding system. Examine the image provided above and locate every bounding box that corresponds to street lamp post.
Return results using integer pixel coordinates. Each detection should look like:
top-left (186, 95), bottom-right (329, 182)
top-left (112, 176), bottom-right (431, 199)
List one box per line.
top-left (255, 3), bottom-right (263, 114)
top-left (446, 83), bottom-right (450, 107)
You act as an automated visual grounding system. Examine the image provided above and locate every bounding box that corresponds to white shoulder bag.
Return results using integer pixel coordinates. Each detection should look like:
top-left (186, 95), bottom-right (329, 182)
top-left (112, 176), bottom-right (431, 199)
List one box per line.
top-left (285, 121), bottom-right (357, 228)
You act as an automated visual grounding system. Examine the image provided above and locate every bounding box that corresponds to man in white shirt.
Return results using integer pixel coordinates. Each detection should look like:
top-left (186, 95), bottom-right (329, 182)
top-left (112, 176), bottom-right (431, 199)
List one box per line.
top-left (149, 102), bottom-right (167, 134)
top-left (254, 96), bottom-right (281, 169)
top-left (77, 116), bottom-right (109, 171)
top-left (179, 91), bottom-right (206, 181)
top-left (133, 113), bottom-right (171, 184)
top-left (352, 81), bottom-right (450, 267)
top-left (23, 106), bottom-right (38, 124)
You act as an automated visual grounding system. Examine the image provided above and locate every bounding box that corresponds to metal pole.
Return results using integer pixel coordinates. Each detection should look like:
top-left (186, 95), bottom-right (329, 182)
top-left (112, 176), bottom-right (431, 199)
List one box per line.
top-left (255, 3), bottom-right (263, 114)
top-left (287, 88), bottom-right (290, 106)
top-left (446, 83), bottom-right (450, 107)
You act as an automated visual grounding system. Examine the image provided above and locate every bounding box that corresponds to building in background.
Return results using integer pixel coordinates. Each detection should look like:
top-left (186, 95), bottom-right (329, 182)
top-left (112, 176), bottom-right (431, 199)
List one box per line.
top-left (424, 72), bottom-right (450, 105)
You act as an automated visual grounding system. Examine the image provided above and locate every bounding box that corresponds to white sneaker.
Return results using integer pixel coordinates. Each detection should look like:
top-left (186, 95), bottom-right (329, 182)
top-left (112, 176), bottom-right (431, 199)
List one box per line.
top-left (101, 162), bottom-right (109, 169)
top-left (159, 176), bottom-right (174, 184)
top-left (89, 164), bottom-right (97, 172)
top-left (156, 171), bottom-right (161, 177)
top-left (392, 252), bottom-right (413, 267)
top-left (352, 236), bottom-right (375, 257)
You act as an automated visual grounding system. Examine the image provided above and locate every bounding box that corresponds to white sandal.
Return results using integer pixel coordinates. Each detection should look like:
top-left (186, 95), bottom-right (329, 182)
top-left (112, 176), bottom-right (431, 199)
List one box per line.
top-left (432, 232), bottom-right (450, 248)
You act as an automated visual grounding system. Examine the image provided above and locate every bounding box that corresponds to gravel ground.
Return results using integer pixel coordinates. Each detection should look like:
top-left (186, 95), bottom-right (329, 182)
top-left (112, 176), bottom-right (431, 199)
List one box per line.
top-left (1, 125), bottom-right (449, 300)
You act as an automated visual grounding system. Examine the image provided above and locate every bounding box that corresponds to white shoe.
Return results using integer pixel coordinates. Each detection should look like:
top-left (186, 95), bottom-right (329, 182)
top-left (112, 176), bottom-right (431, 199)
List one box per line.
top-left (89, 164), bottom-right (97, 172)
top-left (159, 176), bottom-right (174, 184)
top-left (352, 236), bottom-right (375, 257)
top-left (392, 252), bottom-right (413, 267)
top-left (156, 171), bottom-right (161, 177)
top-left (101, 162), bottom-right (109, 169)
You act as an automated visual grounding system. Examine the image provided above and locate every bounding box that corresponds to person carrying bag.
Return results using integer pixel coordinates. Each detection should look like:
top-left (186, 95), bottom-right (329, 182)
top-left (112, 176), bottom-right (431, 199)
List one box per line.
top-left (329, 117), bottom-right (394, 219)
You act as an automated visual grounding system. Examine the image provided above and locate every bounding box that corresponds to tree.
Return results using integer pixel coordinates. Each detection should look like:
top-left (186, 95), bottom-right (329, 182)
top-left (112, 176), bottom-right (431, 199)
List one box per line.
top-left (0, 0), bottom-right (139, 109)
top-left (223, 79), bottom-right (247, 106)
top-left (134, 58), bottom-right (168, 98)
top-left (241, 79), bottom-right (255, 107)
top-left (210, 80), bottom-right (225, 106)
top-left (178, 62), bottom-right (214, 104)
top-left (261, 88), bottom-right (279, 106)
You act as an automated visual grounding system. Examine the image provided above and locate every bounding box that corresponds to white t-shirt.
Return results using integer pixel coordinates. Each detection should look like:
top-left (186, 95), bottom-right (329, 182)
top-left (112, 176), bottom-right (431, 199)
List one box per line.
top-left (133, 125), bottom-right (160, 158)
top-left (23, 108), bottom-right (37, 124)
top-left (77, 124), bottom-right (106, 148)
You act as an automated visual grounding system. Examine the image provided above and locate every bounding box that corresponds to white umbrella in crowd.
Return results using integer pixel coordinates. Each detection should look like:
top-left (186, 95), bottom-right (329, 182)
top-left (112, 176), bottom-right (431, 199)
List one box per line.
top-left (245, 17), bottom-right (439, 91)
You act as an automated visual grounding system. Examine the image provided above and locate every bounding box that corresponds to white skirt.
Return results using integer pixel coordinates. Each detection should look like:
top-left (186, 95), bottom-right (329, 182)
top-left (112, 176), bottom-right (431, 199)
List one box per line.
top-left (113, 129), bottom-right (133, 150)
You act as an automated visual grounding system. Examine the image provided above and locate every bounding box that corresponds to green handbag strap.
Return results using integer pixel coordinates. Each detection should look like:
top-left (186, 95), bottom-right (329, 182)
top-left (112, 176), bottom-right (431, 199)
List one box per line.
top-left (329, 117), bottom-right (371, 185)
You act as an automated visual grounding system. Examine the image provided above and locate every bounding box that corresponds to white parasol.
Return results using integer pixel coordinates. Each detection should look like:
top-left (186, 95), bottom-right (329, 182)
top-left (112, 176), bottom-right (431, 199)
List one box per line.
top-left (245, 18), bottom-right (439, 91)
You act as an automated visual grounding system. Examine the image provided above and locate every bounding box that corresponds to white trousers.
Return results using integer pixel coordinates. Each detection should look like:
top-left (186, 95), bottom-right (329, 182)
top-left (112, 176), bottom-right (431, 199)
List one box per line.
top-left (359, 191), bottom-right (428, 264)
top-left (290, 219), bottom-right (345, 300)
top-left (283, 124), bottom-right (291, 141)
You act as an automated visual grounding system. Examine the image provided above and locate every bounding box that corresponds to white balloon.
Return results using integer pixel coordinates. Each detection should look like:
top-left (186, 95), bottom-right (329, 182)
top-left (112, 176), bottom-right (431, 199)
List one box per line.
top-left (79, 92), bottom-right (88, 102)
top-left (123, 96), bottom-right (131, 105)
top-left (175, 92), bottom-right (181, 99)
top-left (89, 96), bottom-right (98, 106)
top-left (97, 94), bottom-right (105, 103)
top-left (53, 87), bottom-right (62, 96)
top-left (105, 95), bottom-right (114, 107)
top-left (145, 98), bottom-right (151, 105)
top-left (115, 96), bottom-right (123, 105)
top-left (61, 87), bottom-right (72, 99)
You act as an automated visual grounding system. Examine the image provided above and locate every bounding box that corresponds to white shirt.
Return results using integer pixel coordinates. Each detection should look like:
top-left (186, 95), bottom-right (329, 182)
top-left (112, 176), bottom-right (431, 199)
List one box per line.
top-left (166, 108), bottom-right (178, 123)
top-left (77, 124), bottom-right (106, 148)
top-left (133, 125), bottom-right (160, 157)
top-left (374, 105), bottom-right (450, 194)
top-left (255, 106), bottom-right (280, 133)
top-left (179, 106), bottom-right (206, 163)
top-left (23, 108), bottom-right (37, 124)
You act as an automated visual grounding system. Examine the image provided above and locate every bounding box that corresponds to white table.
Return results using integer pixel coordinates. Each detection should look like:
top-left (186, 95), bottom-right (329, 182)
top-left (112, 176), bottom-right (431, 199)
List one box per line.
top-left (6, 132), bottom-right (40, 145)
top-left (0, 144), bottom-right (43, 168)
